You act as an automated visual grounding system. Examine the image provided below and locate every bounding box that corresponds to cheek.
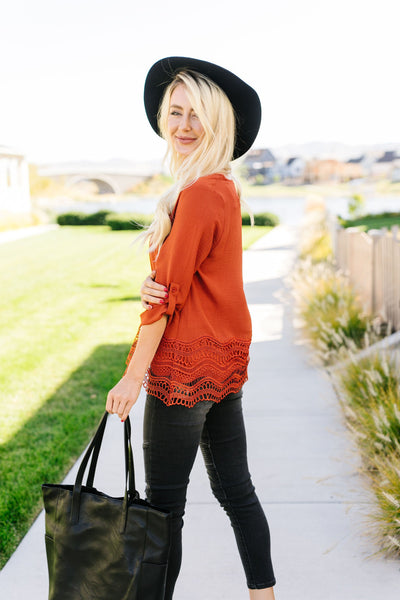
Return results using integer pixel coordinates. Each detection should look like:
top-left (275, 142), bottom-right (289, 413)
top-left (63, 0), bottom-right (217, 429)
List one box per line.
top-left (195, 123), bottom-right (205, 138)
top-left (167, 117), bottom-right (177, 132)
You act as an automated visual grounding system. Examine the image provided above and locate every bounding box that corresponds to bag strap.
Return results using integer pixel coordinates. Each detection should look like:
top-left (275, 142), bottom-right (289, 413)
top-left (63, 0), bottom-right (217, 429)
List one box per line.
top-left (70, 411), bottom-right (137, 527)
top-left (124, 416), bottom-right (136, 494)
top-left (86, 415), bottom-right (137, 494)
top-left (86, 416), bottom-right (107, 488)
top-left (120, 416), bottom-right (138, 532)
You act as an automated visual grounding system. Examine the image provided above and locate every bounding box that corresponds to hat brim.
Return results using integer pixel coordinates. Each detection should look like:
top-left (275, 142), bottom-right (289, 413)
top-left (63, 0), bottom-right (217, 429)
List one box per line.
top-left (144, 56), bottom-right (261, 160)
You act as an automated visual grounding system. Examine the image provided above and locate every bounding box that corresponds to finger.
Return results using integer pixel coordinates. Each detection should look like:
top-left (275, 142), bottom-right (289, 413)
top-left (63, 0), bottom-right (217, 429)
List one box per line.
top-left (141, 300), bottom-right (153, 310)
top-left (146, 274), bottom-right (168, 292)
top-left (120, 400), bottom-right (135, 422)
top-left (148, 280), bottom-right (168, 293)
top-left (140, 290), bottom-right (168, 304)
top-left (106, 391), bottom-right (114, 413)
top-left (117, 400), bottom-right (128, 420)
top-left (143, 286), bottom-right (168, 299)
top-left (113, 398), bottom-right (124, 418)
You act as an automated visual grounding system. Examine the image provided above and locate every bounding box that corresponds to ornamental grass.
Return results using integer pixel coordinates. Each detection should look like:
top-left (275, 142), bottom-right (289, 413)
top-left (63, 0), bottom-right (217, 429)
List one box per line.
top-left (289, 257), bottom-right (379, 365)
top-left (335, 351), bottom-right (400, 556)
top-left (290, 202), bottom-right (400, 557)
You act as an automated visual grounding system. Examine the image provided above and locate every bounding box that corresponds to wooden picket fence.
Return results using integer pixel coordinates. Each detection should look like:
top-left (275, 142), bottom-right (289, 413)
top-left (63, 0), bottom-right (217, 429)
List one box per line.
top-left (331, 221), bottom-right (400, 331)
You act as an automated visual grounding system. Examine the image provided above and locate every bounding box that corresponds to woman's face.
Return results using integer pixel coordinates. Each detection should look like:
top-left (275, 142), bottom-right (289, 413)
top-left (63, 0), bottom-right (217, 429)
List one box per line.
top-left (167, 84), bottom-right (205, 156)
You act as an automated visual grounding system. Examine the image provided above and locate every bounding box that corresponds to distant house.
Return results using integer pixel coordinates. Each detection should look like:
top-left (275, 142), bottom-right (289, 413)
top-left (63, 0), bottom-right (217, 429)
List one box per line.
top-left (283, 157), bottom-right (306, 184)
top-left (392, 166), bottom-right (400, 183)
top-left (370, 150), bottom-right (400, 180)
top-left (0, 146), bottom-right (31, 216)
top-left (341, 155), bottom-right (370, 180)
top-left (242, 148), bottom-right (278, 184)
top-left (304, 159), bottom-right (344, 183)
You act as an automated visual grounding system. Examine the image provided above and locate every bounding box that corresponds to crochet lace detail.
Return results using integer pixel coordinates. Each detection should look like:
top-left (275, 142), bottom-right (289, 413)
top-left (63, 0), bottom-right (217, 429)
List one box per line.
top-left (125, 331), bottom-right (250, 407)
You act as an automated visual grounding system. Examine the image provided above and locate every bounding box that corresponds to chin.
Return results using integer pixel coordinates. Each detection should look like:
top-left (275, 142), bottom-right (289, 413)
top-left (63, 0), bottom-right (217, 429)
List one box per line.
top-left (175, 146), bottom-right (194, 157)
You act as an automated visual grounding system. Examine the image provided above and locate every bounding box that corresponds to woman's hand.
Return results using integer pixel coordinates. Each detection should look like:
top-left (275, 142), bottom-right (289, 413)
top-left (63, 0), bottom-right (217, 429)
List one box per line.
top-left (106, 376), bottom-right (142, 421)
top-left (140, 270), bottom-right (169, 310)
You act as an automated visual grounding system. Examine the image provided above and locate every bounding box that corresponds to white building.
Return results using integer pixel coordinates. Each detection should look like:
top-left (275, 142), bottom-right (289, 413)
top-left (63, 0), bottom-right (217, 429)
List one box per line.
top-left (370, 150), bottom-right (400, 180)
top-left (0, 146), bottom-right (31, 215)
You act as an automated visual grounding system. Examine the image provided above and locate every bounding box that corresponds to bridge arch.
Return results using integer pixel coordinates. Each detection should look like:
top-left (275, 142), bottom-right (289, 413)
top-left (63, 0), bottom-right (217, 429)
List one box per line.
top-left (66, 175), bottom-right (121, 195)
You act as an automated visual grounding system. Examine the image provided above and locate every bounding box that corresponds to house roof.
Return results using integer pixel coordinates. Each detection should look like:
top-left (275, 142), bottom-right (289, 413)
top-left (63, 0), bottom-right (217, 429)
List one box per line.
top-left (376, 151), bottom-right (399, 163)
top-left (347, 155), bottom-right (364, 164)
top-left (286, 157), bottom-right (299, 166)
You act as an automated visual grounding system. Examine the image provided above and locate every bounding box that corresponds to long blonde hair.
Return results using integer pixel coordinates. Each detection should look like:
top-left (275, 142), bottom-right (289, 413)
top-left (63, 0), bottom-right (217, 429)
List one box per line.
top-left (141, 69), bottom-right (243, 253)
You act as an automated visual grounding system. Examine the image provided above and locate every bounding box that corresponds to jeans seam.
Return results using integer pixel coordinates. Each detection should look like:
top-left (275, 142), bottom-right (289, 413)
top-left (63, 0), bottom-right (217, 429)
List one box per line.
top-left (144, 395), bottom-right (155, 502)
top-left (202, 422), bottom-right (257, 587)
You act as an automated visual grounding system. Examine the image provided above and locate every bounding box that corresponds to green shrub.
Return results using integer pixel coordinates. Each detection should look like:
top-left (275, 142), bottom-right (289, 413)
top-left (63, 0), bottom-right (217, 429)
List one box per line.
top-left (57, 210), bottom-right (110, 226)
top-left (253, 212), bottom-right (280, 226)
top-left (56, 211), bottom-right (153, 230)
top-left (105, 213), bottom-right (153, 231)
top-left (57, 211), bottom-right (279, 230)
top-left (57, 212), bottom-right (86, 225)
top-left (82, 210), bottom-right (111, 225)
top-left (348, 193), bottom-right (366, 218)
top-left (241, 212), bottom-right (279, 227)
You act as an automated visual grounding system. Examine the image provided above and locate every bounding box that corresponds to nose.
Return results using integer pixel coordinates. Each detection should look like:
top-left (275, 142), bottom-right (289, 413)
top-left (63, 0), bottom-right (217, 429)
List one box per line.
top-left (179, 113), bottom-right (191, 131)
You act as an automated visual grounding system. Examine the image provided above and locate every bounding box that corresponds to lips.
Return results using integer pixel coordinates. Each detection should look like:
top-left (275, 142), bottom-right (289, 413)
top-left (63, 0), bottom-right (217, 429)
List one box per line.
top-left (176, 136), bottom-right (196, 144)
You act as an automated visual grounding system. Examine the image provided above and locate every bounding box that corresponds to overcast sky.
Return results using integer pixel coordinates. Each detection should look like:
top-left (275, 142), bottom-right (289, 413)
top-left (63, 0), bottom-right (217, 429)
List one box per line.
top-left (1, 0), bottom-right (399, 164)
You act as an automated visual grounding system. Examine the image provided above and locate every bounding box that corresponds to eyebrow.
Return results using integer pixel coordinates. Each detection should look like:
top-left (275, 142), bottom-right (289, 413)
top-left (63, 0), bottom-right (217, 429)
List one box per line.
top-left (170, 104), bottom-right (196, 111)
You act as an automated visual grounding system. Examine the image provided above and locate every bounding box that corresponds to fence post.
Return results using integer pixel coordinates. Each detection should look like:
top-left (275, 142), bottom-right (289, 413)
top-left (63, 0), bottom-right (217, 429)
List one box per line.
top-left (346, 227), bottom-right (361, 282)
top-left (368, 229), bottom-right (385, 320)
top-left (390, 225), bottom-right (400, 330)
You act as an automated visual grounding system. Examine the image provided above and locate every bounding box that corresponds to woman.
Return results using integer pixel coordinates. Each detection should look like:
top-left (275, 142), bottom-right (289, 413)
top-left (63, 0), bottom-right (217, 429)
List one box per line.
top-left (106, 56), bottom-right (276, 599)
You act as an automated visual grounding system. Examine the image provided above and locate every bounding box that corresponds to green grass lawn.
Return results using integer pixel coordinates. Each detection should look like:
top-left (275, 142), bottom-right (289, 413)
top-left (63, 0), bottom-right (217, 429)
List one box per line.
top-left (0, 224), bottom-right (270, 566)
top-left (339, 214), bottom-right (400, 231)
top-left (242, 225), bottom-right (272, 248)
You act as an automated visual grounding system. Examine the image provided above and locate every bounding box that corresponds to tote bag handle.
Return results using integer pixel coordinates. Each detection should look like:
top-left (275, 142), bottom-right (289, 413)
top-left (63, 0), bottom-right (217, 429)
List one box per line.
top-left (86, 414), bottom-right (135, 494)
top-left (70, 412), bottom-right (137, 531)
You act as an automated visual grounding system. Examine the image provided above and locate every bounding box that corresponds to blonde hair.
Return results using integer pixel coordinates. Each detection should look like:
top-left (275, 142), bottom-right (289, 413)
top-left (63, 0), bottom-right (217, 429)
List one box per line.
top-left (140, 69), bottom-right (244, 253)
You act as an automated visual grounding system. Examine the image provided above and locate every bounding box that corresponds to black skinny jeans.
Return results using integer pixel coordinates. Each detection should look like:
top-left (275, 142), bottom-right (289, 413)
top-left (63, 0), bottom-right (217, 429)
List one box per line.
top-left (143, 389), bottom-right (276, 599)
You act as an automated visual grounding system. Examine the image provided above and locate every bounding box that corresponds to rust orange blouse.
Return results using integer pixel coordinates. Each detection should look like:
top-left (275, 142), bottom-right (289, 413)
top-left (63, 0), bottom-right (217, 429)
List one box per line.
top-left (125, 173), bottom-right (252, 407)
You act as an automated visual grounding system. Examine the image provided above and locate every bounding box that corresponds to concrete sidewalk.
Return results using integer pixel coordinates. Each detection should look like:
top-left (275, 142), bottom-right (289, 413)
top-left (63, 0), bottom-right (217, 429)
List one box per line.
top-left (1, 224), bottom-right (399, 599)
top-left (0, 224), bottom-right (59, 244)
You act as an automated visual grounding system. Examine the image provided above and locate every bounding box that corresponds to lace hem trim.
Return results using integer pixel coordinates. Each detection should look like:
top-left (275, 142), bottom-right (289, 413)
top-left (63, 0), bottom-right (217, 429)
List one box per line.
top-left (125, 332), bottom-right (250, 407)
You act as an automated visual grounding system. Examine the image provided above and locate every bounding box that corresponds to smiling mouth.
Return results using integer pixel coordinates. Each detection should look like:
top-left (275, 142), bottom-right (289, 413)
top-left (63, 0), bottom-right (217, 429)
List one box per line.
top-left (176, 137), bottom-right (196, 144)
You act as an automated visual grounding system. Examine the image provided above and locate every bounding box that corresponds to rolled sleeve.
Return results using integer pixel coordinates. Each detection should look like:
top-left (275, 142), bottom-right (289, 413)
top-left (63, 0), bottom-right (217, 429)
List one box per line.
top-left (140, 183), bottom-right (225, 325)
top-left (165, 282), bottom-right (180, 316)
top-left (140, 282), bottom-right (180, 325)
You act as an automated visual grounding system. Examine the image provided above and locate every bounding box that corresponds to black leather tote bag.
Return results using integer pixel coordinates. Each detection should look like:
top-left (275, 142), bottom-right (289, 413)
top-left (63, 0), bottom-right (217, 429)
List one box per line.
top-left (42, 411), bottom-right (171, 600)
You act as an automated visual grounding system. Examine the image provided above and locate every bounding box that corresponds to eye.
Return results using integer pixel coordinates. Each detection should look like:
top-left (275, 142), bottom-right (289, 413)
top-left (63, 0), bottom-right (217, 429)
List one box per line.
top-left (170, 110), bottom-right (181, 116)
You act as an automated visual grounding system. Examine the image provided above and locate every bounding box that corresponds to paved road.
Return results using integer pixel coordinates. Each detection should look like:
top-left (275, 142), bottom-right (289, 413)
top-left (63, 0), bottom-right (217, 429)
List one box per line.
top-left (1, 224), bottom-right (399, 599)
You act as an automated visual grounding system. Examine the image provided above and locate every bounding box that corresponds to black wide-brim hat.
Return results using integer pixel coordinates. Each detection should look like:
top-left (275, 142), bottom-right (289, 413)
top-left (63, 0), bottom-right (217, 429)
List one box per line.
top-left (144, 56), bottom-right (261, 160)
